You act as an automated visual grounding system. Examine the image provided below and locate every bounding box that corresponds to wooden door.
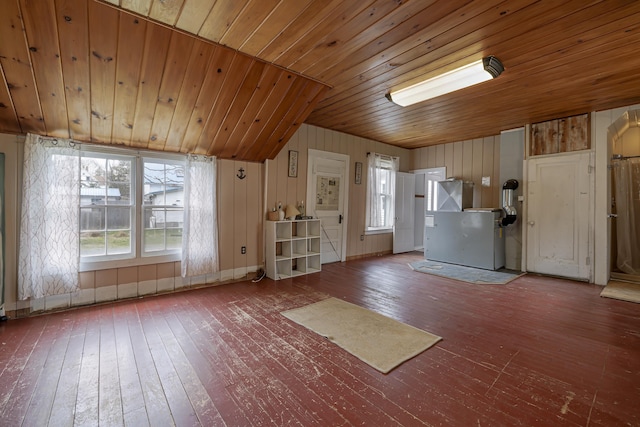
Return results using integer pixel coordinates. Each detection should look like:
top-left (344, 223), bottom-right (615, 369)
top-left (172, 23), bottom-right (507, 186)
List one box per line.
top-left (307, 149), bottom-right (349, 264)
top-left (526, 152), bottom-right (593, 280)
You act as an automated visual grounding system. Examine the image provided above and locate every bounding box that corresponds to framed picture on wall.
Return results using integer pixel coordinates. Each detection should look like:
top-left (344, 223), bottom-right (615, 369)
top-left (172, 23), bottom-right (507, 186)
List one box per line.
top-left (288, 150), bottom-right (298, 177)
top-left (355, 161), bottom-right (362, 184)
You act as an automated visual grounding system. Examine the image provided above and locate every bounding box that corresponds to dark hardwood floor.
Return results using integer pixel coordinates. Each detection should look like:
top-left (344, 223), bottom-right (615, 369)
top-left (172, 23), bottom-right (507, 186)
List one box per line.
top-left (1, 252), bottom-right (639, 426)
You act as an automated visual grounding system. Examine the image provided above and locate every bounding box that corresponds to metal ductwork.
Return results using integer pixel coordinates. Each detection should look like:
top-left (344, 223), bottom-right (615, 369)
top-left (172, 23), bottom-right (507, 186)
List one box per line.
top-left (501, 179), bottom-right (519, 226)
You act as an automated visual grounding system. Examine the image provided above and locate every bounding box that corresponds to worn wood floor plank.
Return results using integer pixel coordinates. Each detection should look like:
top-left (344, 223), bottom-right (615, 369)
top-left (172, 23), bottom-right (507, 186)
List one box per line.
top-left (48, 310), bottom-right (91, 427)
top-left (137, 298), bottom-right (200, 426)
top-left (145, 297), bottom-right (224, 426)
top-left (126, 302), bottom-right (174, 425)
top-left (112, 301), bottom-right (149, 427)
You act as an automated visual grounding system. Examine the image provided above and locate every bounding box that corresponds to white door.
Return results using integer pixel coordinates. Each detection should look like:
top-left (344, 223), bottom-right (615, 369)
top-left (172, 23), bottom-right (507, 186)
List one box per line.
top-left (526, 152), bottom-right (593, 280)
top-left (393, 172), bottom-right (415, 253)
top-left (307, 149), bottom-right (349, 264)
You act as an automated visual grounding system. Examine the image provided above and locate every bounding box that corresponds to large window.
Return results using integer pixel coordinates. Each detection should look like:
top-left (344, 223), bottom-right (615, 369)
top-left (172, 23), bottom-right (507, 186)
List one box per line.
top-left (79, 149), bottom-right (185, 265)
top-left (365, 153), bottom-right (398, 232)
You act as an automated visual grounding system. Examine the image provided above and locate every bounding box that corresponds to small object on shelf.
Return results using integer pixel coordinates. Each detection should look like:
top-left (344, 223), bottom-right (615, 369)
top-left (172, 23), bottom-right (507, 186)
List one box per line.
top-left (267, 208), bottom-right (278, 221)
top-left (298, 200), bottom-right (305, 216)
top-left (277, 201), bottom-right (285, 220)
top-left (285, 204), bottom-right (300, 220)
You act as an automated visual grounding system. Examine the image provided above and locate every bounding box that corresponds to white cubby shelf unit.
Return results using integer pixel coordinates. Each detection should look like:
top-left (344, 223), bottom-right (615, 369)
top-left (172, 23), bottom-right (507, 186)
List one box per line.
top-left (266, 219), bottom-right (321, 280)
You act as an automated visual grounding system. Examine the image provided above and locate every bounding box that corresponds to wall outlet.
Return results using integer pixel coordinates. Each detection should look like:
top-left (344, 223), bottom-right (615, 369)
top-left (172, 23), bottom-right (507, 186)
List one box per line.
top-left (241, 246), bottom-right (246, 254)
top-left (360, 234), bottom-right (364, 241)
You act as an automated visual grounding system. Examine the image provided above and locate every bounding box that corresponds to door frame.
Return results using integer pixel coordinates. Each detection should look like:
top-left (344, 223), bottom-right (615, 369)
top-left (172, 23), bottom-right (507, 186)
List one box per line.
top-left (306, 149), bottom-right (349, 263)
top-left (606, 109), bottom-right (640, 283)
top-left (411, 167), bottom-right (446, 250)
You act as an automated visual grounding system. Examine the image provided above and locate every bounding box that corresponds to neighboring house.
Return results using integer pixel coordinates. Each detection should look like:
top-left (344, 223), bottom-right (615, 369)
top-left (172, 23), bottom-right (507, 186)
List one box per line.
top-left (80, 187), bottom-right (122, 206)
top-left (143, 184), bottom-right (184, 228)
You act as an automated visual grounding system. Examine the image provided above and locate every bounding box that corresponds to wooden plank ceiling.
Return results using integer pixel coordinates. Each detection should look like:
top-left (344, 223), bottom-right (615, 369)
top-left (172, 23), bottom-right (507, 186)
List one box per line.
top-left (2, 1), bottom-right (640, 161)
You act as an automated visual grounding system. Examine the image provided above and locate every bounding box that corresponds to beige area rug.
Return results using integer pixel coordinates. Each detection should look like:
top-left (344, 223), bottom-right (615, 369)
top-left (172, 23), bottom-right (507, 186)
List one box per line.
top-left (281, 298), bottom-right (442, 374)
top-left (600, 281), bottom-right (640, 303)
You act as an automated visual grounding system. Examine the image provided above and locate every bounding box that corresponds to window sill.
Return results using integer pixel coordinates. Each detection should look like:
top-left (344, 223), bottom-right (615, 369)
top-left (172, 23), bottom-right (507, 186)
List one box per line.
top-left (79, 253), bottom-right (181, 272)
top-left (365, 228), bottom-right (393, 236)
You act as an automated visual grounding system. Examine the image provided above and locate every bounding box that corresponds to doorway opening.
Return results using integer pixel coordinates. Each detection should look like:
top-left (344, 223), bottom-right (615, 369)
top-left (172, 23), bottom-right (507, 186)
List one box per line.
top-left (411, 167), bottom-right (446, 251)
top-left (608, 110), bottom-right (640, 284)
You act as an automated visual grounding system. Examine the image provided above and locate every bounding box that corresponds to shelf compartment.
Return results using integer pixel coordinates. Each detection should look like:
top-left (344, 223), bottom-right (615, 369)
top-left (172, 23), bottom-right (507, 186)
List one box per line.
top-left (291, 220), bottom-right (306, 238)
top-left (275, 222), bottom-right (292, 240)
top-left (307, 254), bottom-right (321, 273)
top-left (275, 240), bottom-right (291, 259)
top-left (307, 220), bottom-right (321, 237)
top-left (292, 239), bottom-right (307, 257)
top-left (291, 257), bottom-right (307, 275)
top-left (307, 237), bottom-right (321, 254)
top-left (275, 259), bottom-right (291, 279)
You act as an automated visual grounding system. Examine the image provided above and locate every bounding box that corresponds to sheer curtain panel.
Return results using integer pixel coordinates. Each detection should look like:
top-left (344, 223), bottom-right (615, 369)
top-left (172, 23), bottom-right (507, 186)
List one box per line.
top-left (181, 155), bottom-right (219, 278)
top-left (613, 157), bottom-right (640, 274)
top-left (19, 134), bottom-right (80, 299)
top-left (366, 152), bottom-right (399, 230)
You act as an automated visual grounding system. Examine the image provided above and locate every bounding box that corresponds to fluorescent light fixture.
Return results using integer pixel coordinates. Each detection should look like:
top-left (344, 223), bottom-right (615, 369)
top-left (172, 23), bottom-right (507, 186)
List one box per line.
top-left (386, 56), bottom-right (504, 107)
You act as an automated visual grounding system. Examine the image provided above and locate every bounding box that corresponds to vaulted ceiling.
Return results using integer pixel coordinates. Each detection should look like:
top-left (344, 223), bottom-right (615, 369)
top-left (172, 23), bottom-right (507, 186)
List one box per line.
top-left (2, 0), bottom-right (640, 161)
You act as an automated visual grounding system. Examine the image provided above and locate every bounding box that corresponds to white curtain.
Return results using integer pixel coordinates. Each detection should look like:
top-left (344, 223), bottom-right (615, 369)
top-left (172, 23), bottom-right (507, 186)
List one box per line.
top-left (19, 134), bottom-right (80, 299)
top-left (613, 157), bottom-right (640, 275)
top-left (182, 155), bottom-right (219, 277)
top-left (366, 152), bottom-right (398, 229)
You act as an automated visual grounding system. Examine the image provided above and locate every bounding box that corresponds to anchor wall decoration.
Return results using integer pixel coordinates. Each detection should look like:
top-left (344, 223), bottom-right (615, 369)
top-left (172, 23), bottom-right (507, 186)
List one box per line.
top-left (237, 168), bottom-right (246, 179)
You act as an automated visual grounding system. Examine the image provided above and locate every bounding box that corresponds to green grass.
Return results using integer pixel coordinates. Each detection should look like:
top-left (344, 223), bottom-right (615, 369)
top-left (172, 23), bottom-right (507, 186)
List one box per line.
top-left (80, 229), bottom-right (182, 256)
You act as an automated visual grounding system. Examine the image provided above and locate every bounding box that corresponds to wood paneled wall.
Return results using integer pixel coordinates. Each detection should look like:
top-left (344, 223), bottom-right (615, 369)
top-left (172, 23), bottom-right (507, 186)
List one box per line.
top-left (266, 124), bottom-right (410, 259)
top-left (411, 136), bottom-right (502, 209)
top-left (217, 159), bottom-right (263, 278)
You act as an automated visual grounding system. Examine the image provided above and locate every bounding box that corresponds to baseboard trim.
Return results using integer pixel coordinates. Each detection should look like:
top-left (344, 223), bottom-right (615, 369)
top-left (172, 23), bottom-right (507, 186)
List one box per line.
top-left (346, 250), bottom-right (393, 262)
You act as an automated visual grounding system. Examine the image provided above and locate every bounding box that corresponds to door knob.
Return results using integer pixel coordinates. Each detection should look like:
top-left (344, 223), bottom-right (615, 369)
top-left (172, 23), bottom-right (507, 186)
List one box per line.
top-left (528, 221), bottom-right (535, 226)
